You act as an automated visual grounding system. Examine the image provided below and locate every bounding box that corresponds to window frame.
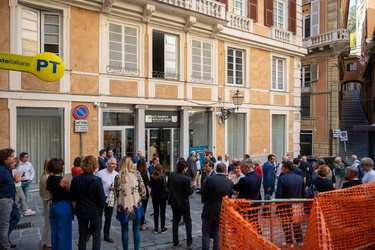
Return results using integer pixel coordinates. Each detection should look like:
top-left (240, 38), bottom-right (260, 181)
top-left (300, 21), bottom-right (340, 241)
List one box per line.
top-left (301, 95), bottom-right (311, 117)
top-left (271, 56), bottom-right (286, 91)
top-left (273, 0), bottom-right (287, 29)
top-left (230, 0), bottom-right (249, 17)
top-left (227, 47), bottom-right (245, 86)
top-left (188, 37), bottom-right (215, 84)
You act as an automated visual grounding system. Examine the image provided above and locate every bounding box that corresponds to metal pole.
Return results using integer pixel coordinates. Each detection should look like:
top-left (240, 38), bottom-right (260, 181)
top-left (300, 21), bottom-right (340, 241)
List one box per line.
top-left (80, 132), bottom-right (83, 157)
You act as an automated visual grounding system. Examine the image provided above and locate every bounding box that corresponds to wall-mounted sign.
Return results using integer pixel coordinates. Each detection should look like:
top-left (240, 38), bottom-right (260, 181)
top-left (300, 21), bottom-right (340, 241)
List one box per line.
top-left (145, 111), bottom-right (180, 128)
top-left (0, 52), bottom-right (65, 82)
top-left (73, 105), bottom-right (89, 119)
top-left (75, 119), bottom-right (88, 133)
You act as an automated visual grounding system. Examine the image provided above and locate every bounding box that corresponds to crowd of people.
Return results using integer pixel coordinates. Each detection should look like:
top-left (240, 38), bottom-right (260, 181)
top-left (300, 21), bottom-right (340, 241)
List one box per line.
top-left (1, 146), bottom-right (374, 250)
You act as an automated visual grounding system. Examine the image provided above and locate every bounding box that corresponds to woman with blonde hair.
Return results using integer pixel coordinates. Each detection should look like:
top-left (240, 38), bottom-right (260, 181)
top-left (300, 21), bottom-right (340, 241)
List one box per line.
top-left (114, 157), bottom-right (146, 250)
top-left (39, 158), bottom-right (52, 250)
top-left (311, 165), bottom-right (334, 192)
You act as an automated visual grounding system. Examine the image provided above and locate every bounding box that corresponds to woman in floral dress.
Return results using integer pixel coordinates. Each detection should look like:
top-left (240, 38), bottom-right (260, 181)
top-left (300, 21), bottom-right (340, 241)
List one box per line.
top-left (114, 157), bottom-right (146, 250)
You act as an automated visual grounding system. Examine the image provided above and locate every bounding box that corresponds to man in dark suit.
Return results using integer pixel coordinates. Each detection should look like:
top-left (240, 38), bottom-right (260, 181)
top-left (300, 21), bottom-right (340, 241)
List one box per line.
top-left (200, 159), bottom-right (216, 196)
top-left (299, 155), bottom-right (313, 186)
top-left (168, 160), bottom-right (195, 249)
top-left (98, 149), bottom-right (107, 171)
top-left (104, 149), bottom-right (119, 166)
top-left (201, 163), bottom-right (233, 250)
top-left (276, 161), bottom-right (305, 245)
top-left (186, 151), bottom-right (197, 183)
top-left (262, 154), bottom-right (276, 199)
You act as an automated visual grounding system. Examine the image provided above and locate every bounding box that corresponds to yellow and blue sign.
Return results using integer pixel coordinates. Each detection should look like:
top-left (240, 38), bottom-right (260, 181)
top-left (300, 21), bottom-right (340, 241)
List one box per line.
top-left (0, 52), bottom-right (65, 82)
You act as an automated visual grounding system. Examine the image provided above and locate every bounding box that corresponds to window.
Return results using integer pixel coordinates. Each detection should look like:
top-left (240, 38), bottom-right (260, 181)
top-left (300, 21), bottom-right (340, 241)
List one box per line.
top-left (311, 0), bottom-right (320, 36)
top-left (301, 65), bottom-right (311, 88)
top-left (108, 23), bottom-right (138, 75)
top-left (21, 6), bottom-right (61, 56)
top-left (227, 48), bottom-right (244, 85)
top-left (300, 130), bottom-right (313, 155)
top-left (303, 15), bottom-right (311, 38)
top-left (346, 62), bottom-right (357, 71)
top-left (153, 31), bottom-right (179, 80)
top-left (272, 114), bottom-right (286, 163)
top-left (17, 107), bottom-right (64, 183)
top-left (273, 0), bottom-right (285, 29)
top-left (189, 111), bottom-right (209, 147)
top-left (272, 57), bottom-right (285, 90)
top-left (227, 113), bottom-right (245, 159)
top-left (231, 0), bottom-right (248, 16)
top-left (301, 95), bottom-right (310, 117)
top-left (191, 40), bottom-right (212, 83)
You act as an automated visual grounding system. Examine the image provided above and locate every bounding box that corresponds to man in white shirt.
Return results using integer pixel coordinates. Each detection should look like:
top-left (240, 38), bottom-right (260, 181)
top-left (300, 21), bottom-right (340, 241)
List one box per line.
top-left (361, 157), bottom-right (375, 184)
top-left (96, 157), bottom-right (118, 243)
top-left (213, 155), bottom-right (222, 172)
top-left (223, 154), bottom-right (230, 167)
top-left (18, 152), bottom-right (35, 203)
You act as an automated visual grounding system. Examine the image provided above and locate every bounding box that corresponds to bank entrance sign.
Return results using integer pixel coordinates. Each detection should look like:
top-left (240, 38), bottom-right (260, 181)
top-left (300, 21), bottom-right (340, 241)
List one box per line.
top-left (0, 52), bottom-right (65, 82)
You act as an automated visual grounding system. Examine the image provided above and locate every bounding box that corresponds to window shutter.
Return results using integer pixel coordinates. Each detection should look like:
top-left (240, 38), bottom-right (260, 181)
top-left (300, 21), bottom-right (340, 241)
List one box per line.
top-left (219, 0), bottom-right (229, 10)
top-left (311, 63), bottom-right (318, 81)
top-left (124, 26), bottom-right (137, 69)
top-left (311, 0), bottom-right (320, 36)
top-left (289, 0), bottom-right (296, 34)
top-left (264, 0), bottom-right (274, 27)
top-left (248, 0), bottom-right (258, 22)
top-left (353, 62), bottom-right (357, 71)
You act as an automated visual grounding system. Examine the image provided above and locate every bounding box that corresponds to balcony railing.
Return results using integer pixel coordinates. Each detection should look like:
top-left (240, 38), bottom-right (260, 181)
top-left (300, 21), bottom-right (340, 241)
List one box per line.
top-left (156, 0), bottom-right (226, 20)
top-left (303, 29), bottom-right (350, 48)
top-left (270, 27), bottom-right (292, 43)
top-left (226, 12), bottom-right (253, 32)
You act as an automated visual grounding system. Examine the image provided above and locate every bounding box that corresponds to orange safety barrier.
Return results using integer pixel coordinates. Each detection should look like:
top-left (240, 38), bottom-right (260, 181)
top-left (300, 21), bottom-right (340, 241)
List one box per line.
top-left (219, 182), bottom-right (375, 249)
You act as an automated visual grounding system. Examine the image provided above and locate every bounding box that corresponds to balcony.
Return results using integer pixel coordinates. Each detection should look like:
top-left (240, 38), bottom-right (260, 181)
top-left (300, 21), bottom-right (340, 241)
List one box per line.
top-left (303, 29), bottom-right (350, 49)
top-left (156, 0), bottom-right (226, 20)
top-left (226, 12), bottom-right (253, 32)
top-left (270, 27), bottom-right (292, 43)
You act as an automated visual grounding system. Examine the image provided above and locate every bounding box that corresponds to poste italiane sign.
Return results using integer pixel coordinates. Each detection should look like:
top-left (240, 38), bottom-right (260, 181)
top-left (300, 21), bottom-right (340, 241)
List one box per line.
top-left (0, 52), bottom-right (65, 82)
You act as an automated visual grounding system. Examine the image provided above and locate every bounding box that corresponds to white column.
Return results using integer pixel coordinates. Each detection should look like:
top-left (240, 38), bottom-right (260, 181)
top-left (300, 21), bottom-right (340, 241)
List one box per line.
top-left (134, 105), bottom-right (148, 156)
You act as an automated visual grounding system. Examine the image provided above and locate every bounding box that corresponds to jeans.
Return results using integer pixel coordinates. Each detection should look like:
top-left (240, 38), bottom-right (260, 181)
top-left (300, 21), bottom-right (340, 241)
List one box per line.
top-left (202, 218), bottom-right (219, 250)
top-left (21, 181), bottom-right (31, 203)
top-left (8, 202), bottom-right (20, 242)
top-left (15, 186), bottom-right (28, 211)
top-left (41, 200), bottom-right (51, 247)
top-left (172, 207), bottom-right (192, 247)
top-left (103, 204), bottom-right (114, 238)
top-left (121, 219), bottom-right (140, 250)
top-left (152, 200), bottom-right (166, 230)
top-left (78, 217), bottom-right (102, 250)
top-left (50, 201), bottom-right (72, 250)
top-left (140, 196), bottom-right (148, 226)
top-left (0, 198), bottom-right (13, 250)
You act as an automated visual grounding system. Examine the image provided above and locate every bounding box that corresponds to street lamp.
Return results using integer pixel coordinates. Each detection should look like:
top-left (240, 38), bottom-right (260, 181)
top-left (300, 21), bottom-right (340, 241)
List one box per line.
top-left (220, 89), bottom-right (244, 120)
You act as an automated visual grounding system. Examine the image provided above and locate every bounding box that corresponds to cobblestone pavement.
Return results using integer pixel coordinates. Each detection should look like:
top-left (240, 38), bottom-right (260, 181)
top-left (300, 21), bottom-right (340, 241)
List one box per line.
top-left (10, 187), bottom-right (205, 250)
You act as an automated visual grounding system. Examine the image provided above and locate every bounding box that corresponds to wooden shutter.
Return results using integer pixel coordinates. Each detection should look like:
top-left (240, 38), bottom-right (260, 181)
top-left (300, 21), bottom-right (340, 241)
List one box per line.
top-left (311, 0), bottom-right (320, 36)
top-left (289, 0), bottom-right (296, 34)
top-left (219, 0), bottom-right (229, 11)
top-left (248, 0), bottom-right (258, 22)
top-left (264, 0), bottom-right (273, 27)
top-left (311, 63), bottom-right (318, 81)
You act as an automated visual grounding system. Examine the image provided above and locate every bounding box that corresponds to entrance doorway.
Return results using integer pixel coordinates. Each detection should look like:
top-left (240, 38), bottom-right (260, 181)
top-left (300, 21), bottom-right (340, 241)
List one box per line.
top-left (103, 128), bottom-right (134, 160)
top-left (145, 128), bottom-right (179, 174)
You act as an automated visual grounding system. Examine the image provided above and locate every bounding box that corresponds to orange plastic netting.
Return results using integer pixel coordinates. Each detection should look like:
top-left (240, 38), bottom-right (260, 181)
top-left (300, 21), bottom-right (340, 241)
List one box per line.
top-left (219, 182), bottom-right (375, 249)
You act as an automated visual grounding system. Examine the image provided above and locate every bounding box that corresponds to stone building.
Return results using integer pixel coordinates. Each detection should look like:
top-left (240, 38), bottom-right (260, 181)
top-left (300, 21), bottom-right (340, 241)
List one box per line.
top-left (0, 0), bottom-right (306, 180)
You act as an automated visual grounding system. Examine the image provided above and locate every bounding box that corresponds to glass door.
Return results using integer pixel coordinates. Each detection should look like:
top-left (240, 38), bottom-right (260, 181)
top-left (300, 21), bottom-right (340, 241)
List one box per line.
top-left (145, 128), bottom-right (179, 174)
top-left (103, 128), bottom-right (134, 161)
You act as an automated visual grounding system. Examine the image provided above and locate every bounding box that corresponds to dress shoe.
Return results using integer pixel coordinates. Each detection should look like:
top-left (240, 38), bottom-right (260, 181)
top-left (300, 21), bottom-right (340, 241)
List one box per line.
top-left (103, 236), bottom-right (114, 243)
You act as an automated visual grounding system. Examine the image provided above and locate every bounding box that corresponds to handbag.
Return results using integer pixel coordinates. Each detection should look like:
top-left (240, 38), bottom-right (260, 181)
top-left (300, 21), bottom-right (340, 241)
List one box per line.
top-left (161, 177), bottom-right (169, 201)
top-left (136, 171), bottom-right (147, 198)
top-left (307, 184), bottom-right (318, 198)
top-left (106, 190), bottom-right (116, 207)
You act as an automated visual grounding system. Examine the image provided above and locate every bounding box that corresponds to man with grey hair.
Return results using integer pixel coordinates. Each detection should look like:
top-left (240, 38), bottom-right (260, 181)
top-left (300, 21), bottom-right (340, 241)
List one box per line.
top-left (361, 157), bottom-right (375, 184)
top-left (233, 158), bottom-right (261, 201)
top-left (351, 155), bottom-right (363, 180)
top-left (276, 155), bottom-right (289, 179)
top-left (96, 157), bottom-right (118, 243)
top-left (342, 166), bottom-right (362, 189)
top-left (186, 151), bottom-right (198, 184)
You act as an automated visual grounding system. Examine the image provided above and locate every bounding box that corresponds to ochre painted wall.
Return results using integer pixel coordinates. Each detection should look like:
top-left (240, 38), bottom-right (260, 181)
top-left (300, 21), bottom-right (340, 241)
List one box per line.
top-left (192, 87), bottom-right (212, 100)
top-left (70, 102), bottom-right (98, 166)
top-left (250, 109), bottom-right (270, 155)
top-left (250, 48), bottom-right (270, 90)
top-left (70, 74), bottom-right (98, 94)
top-left (250, 91), bottom-right (270, 105)
top-left (21, 73), bottom-right (60, 92)
top-left (274, 94), bottom-right (286, 105)
top-left (155, 84), bottom-right (178, 99)
top-left (0, 99), bottom-right (10, 147)
top-left (253, 25), bottom-right (270, 38)
top-left (218, 40), bottom-right (225, 86)
top-left (70, 7), bottom-right (99, 73)
top-left (110, 80), bottom-right (138, 96)
top-left (216, 119), bottom-right (225, 157)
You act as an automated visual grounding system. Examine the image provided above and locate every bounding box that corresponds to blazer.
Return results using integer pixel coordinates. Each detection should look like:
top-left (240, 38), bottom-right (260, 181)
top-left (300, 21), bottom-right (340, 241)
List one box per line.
top-left (262, 161), bottom-right (276, 190)
top-left (201, 173), bottom-right (233, 222)
top-left (233, 171), bottom-right (261, 201)
top-left (186, 156), bottom-right (197, 180)
top-left (276, 172), bottom-right (306, 199)
top-left (70, 173), bottom-right (106, 219)
top-left (167, 172), bottom-right (194, 212)
top-left (98, 156), bottom-right (106, 171)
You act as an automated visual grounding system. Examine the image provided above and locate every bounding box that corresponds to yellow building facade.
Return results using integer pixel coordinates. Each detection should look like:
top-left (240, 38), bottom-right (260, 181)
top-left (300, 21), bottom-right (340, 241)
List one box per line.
top-left (0, 0), bottom-right (306, 180)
